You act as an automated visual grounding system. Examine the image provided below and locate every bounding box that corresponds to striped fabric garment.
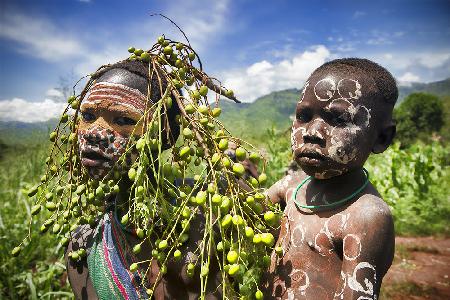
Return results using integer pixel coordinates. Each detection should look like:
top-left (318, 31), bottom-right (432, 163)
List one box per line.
top-left (87, 212), bottom-right (150, 300)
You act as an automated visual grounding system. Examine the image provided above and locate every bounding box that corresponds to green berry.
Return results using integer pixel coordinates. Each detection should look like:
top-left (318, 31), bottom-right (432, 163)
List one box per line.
top-left (212, 107), bottom-right (221, 117)
top-left (192, 90), bottom-right (201, 100)
top-left (199, 85), bottom-right (208, 96)
top-left (225, 89), bottom-right (234, 98)
top-left (11, 246), bottom-right (21, 257)
top-left (163, 46), bottom-right (173, 55)
top-left (173, 249), bottom-right (182, 260)
top-left (60, 114), bottom-right (69, 123)
top-left (253, 234), bottom-right (262, 244)
top-left (70, 99), bottom-right (80, 109)
top-left (157, 36), bottom-right (165, 44)
top-left (245, 226), bottom-right (254, 239)
top-left (133, 244), bottom-right (141, 254)
top-left (232, 215), bottom-right (244, 226)
top-left (275, 246), bottom-right (283, 256)
top-left (136, 228), bottom-right (145, 239)
top-left (221, 214), bottom-right (233, 228)
top-left (228, 264), bottom-right (240, 276)
top-left (249, 152), bottom-right (261, 163)
top-left (134, 49), bottom-right (144, 56)
top-left (188, 52), bottom-right (195, 61)
top-left (128, 168), bottom-right (137, 181)
top-left (261, 233), bottom-right (275, 247)
top-left (158, 239), bottom-right (168, 250)
top-left (27, 185), bottom-right (39, 197)
top-left (164, 97), bottom-right (172, 108)
top-left (227, 250), bottom-right (238, 264)
top-left (195, 191), bottom-right (207, 205)
top-left (198, 105), bottom-right (209, 114)
top-left (218, 138), bottom-right (228, 151)
top-left (182, 127), bottom-right (193, 139)
top-left (128, 46), bottom-right (135, 53)
top-left (255, 290), bottom-right (263, 300)
top-left (264, 211), bottom-right (276, 226)
top-left (179, 146), bottom-right (191, 159)
top-left (185, 104), bottom-right (195, 114)
top-left (45, 201), bottom-right (56, 211)
top-left (221, 156), bottom-right (231, 168)
top-left (121, 214), bottom-right (129, 225)
top-left (258, 173), bottom-right (268, 186)
top-left (232, 163), bottom-right (245, 177)
top-left (136, 138), bottom-right (146, 151)
top-left (211, 194), bottom-right (222, 205)
top-left (235, 147), bottom-right (246, 161)
top-left (31, 204), bottom-right (41, 215)
top-left (49, 131), bottom-right (57, 142)
top-left (130, 263), bottom-right (138, 272)
top-left (67, 95), bottom-right (76, 104)
top-left (201, 265), bottom-right (209, 277)
top-left (176, 42), bottom-right (183, 50)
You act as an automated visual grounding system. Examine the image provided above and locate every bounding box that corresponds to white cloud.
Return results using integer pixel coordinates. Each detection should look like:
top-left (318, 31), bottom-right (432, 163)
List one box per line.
top-left (164, 0), bottom-right (229, 49)
top-left (45, 88), bottom-right (64, 98)
top-left (221, 45), bottom-right (331, 102)
top-left (397, 72), bottom-right (420, 85)
top-left (0, 12), bottom-right (85, 62)
top-left (0, 98), bottom-right (67, 123)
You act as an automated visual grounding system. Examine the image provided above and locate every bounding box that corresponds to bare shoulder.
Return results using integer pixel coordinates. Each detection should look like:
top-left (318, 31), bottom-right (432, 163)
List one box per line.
top-left (266, 170), bottom-right (307, 205)
top-left (350, 192), bottom-right (393, 223)
top-left (345, 191), bottom-right (395, 244)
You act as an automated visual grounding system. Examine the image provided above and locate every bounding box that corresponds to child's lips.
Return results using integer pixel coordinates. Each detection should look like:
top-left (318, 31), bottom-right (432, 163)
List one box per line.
top-left (81, 150), bottom-right (111, 167)
top-left (295, 149), bottom-right (330, 166)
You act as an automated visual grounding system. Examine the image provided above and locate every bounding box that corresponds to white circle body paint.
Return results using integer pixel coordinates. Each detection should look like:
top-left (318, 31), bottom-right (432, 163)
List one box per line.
top-left (337, 78), bottom-right (362, 100)
top-left (343, 234), bottom-right (362, 260)
top-left (314, 78), bottom-right (337, 101)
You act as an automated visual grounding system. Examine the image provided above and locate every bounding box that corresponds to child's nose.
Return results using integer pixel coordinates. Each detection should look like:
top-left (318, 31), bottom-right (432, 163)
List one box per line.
top-left (304, 119), bottom-right (326, 146)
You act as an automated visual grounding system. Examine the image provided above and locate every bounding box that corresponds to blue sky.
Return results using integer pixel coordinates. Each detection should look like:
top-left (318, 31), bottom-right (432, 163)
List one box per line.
top-left (1, 0), bottom-right (449, 122)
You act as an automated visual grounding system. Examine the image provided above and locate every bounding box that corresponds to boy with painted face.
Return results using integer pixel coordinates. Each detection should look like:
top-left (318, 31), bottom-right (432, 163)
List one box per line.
top-left (263, 58), bottom-right (397, 299)
top-left (66, 60), bottom-right (224, 299)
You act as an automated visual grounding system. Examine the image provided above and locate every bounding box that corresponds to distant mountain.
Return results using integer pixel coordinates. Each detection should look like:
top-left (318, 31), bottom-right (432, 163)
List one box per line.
top-left (0, 119), bottom-right (56, 145)
top-left (397, 78), bottom-right (450, 103)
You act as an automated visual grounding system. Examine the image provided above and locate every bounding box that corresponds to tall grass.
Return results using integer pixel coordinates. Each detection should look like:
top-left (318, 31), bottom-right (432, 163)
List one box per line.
top-left (0, 137), bottom-right (73, 299)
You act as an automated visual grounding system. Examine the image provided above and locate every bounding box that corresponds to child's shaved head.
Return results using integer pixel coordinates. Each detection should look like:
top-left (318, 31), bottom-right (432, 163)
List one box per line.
top-left (312, 58), bottom-right (398, 106)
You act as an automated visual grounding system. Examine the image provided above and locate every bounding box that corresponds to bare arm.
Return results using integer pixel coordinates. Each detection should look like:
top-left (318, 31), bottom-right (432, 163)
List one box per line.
top-left (334, 197), bottom-right (395, 300)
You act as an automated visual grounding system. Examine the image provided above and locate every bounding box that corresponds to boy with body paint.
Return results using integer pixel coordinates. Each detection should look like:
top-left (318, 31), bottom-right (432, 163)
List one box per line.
top-left (263, 58), bottom-right (397, 299)
top-left (66, 60), bottom-right (223, 299)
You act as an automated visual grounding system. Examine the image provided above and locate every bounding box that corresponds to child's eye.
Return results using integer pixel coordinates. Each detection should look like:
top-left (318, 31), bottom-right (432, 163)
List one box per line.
top-left (81, 112), bottom-right (96, 122)
top-left (115, 116), bottom-right (137, 126)
top-left (332, 113), bottom-right (351, 126)
top-left (296, 110), bottom-right (312, 123)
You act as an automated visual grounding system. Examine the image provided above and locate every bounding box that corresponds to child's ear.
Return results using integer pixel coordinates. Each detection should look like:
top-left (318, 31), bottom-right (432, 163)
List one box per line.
top-left (372, 121), bottom-right (396, 154)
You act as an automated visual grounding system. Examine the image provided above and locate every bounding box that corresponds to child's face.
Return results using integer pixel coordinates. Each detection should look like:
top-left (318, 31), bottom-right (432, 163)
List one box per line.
top-left (78, 81), bottom-right (146, 180)
top-left (291, 67), bottom-right (384, 179)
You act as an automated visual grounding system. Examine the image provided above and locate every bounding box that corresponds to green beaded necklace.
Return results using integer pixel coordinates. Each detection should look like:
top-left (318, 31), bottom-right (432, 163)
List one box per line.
top-left (293, 168), bottom-right (369, 211)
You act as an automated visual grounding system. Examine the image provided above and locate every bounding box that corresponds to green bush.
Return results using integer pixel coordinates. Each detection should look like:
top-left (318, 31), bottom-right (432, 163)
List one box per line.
top-left (394, 92), bottom-right (444, 147)
top-left (366, 142), bottom-right (449, 236)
